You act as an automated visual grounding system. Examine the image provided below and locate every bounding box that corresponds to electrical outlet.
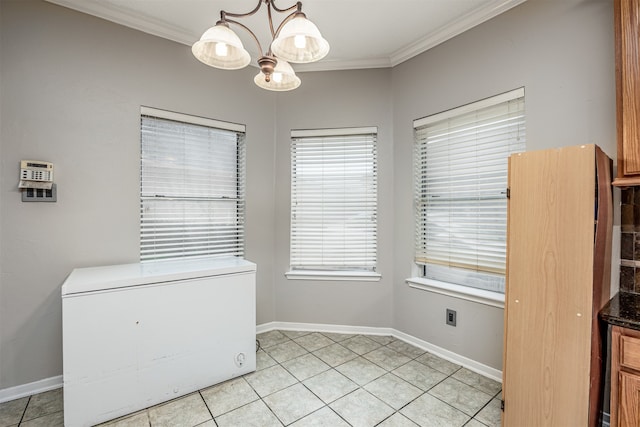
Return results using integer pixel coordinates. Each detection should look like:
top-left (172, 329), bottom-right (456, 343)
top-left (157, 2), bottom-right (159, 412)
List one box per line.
top-left (446, 309), bottom-right (457, 326)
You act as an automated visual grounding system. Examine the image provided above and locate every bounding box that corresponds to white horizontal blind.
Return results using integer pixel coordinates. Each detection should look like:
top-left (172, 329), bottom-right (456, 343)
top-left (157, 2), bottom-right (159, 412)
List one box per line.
top-left (291, 128), bottom-right (377, 272)
top-left (140, 109), bottom-right (245, 261)
top-left (414, 89), bottom-right (525, 293)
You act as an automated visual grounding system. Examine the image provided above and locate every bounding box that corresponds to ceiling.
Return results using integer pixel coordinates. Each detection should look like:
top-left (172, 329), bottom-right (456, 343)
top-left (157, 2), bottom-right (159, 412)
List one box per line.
top-left (45, 0), bottom-right (527, 72)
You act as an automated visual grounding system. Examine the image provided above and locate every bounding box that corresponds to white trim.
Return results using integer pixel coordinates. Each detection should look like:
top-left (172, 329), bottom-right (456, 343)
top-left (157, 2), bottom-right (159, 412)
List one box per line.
top-left (0, 375), bottom-right (63, 404)
top-left (44, 0), bottom-right (527, 72)
top-left (392, 329), bottom-right (502, 382)
top-left (391, 0), bottom-right (527, 67)
top-left (43, 0), bottom-right (199, 46)
top-left (413, 87), bottom-right (525, 128)
top-left (140, 106), bottom-right (246, 133)
top-left (291, 127), bottom-right (378, 138)
top-left (257, 321), bottom-right (393, 337)
top-left (285, 271), bottom-right (382, 282)
top-left (256, 321), bottom-right (502, 382)
top-left (292, 58), bottom-right (392, 72)
top-left (407, 277), bottom-right (505, 309)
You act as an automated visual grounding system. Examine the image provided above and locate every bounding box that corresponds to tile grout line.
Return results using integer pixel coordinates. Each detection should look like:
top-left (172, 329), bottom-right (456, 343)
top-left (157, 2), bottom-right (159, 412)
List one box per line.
top-left (261, 330), bottom-right (471, 426)
top-left (466, 389), bottom-right (499, 425)
top-left (265, 331), bottom-right (444, 426)
top-left (384, 372), bottom-right (451, 425)
top-left (17, 395), bottom-right (31, 426)
top-left (264, 331), bottom-right (352, 426)
top-left (261, 393), bottom-right (287, 427)
top-left (238, 371), bottom-right (282, 425)
top-left (244, 348), bottom-right (299, 427)
top-left (262, 331), bottom-right (376, 426)
top-left (204, 330), bottom-right (499, 427)
top-left (197, 390), bottom-right (217, 426)
top-left (359, 336), bottom-right (500, 426)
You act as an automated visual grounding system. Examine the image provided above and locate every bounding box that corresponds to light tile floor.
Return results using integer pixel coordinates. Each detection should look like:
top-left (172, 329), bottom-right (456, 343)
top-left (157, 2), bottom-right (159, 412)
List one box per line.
top-left (0, 330), bottom-right (502, 427)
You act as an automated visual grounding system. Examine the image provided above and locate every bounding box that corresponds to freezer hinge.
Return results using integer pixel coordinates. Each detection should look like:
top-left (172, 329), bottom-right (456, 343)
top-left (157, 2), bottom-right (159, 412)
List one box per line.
top-left (501, 399), bottom-right (505, 411)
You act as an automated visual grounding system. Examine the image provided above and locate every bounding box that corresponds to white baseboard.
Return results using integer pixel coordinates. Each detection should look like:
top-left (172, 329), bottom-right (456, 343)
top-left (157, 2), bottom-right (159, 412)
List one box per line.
top-left (1, 322), bottom-right (501, 404)
top-left (257, 321), bottom-right (394, 337)
top-left (0, 375), bottom-right (62, 404)
top-left (257, 321), bottom-right (502, 382)
top-left (392, 329), bottom-right (502, 382)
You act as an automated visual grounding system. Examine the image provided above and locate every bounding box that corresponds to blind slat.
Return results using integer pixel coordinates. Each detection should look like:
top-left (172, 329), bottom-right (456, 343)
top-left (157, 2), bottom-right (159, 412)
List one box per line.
top-left (140, 113), bottom-right (246, 262)
top-left (291, 130), bottom-right (378, 272)
top-left (414, 91), bottom-right (525, 293)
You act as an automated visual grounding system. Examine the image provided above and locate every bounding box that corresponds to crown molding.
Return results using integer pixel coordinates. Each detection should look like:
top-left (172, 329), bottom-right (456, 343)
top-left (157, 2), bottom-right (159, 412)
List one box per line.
top-left (390, 0), bottom-right (528, 67)
top-left (45, 0), bottom-right (528, 72)
top-left (44, 0), bottom-right (199, 46)
top-left (293, 57), bottom-right (392, 73)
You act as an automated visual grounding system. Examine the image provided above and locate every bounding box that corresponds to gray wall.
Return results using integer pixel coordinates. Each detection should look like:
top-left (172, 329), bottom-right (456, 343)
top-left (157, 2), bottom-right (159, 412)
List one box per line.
top-left (0, 0), bottom-right (277, 390)
top-left (392, 0), bottom-right (617, 370)
top-left (0, 0), bottom-right (619, 390)
top-left (273, 69), bottom-right (394, 328)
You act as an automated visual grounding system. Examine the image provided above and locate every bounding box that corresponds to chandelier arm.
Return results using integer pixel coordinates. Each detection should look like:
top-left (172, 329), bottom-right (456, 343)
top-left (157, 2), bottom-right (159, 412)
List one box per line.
top-left (270, 0), bottom-right (301, 14)
top-left (224, 18), bottom-right (265, 55)
top-left (266, 1), bottom-right (297, 40)
top-left (267, 2), bottom-right (276, 39)
top-left (221, 0), bottom-right (264, 19)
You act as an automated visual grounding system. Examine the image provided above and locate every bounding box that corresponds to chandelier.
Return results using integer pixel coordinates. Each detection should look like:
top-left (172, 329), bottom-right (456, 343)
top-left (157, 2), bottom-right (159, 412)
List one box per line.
top-left (192, 0), bottom-right (329, 91)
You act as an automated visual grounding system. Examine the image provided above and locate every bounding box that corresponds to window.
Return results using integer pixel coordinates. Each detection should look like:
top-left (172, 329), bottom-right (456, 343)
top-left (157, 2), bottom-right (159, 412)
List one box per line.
top-left (140, 107), bottom-right (246, 262)
top-left (289, 127), bottom-right (378, 278)
top-left (414, 88), bottom-right (525, 293)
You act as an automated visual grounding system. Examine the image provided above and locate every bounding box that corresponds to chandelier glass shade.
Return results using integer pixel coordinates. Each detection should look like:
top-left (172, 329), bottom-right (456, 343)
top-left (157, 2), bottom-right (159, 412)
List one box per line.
top-left (254, 58), bottom-right (301, 91)
top-left (270, 13), bottom-right (330, 63)
top-left (192, 0), bottom-right (329, 91)
top-left (191, 24), bottom-right (251, 70)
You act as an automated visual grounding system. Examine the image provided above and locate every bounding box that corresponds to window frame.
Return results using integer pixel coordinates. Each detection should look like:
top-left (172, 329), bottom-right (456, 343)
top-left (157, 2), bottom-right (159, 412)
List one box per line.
top-left (139, 106), bottom-right (246, 262)
top-left (286, 127), bottom-right (381, 281)
top-left (410, 88), bottom-right (526, 302)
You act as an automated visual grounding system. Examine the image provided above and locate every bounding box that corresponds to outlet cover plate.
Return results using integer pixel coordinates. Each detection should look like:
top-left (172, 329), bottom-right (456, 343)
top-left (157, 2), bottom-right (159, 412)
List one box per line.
top-left (21, 184), bottom-right (57, 202)
top-left (446, 309), bottom-right (457, 326)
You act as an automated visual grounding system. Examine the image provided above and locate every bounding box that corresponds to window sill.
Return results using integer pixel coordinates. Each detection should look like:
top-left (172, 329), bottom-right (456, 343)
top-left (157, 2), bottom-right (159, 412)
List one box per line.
top-left (286, 271), bottom-right (382, 282)
top-left (406, 277), bottom-right (504, 308)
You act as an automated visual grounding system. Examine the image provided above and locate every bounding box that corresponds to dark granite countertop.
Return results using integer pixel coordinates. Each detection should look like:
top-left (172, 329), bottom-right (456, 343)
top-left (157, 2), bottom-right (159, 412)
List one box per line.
top-left (600, 291), bottom-right (640, 330)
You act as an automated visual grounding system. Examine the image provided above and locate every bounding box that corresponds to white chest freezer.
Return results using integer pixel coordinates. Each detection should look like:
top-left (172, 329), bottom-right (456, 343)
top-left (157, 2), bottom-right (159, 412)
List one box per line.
top-left (61, 257), bottom-right (256, 427)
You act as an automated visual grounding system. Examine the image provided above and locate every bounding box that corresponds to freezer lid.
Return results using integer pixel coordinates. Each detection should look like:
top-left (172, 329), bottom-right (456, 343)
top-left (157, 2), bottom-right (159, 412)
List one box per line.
top-left (61, 257), bottom-right (256, 296)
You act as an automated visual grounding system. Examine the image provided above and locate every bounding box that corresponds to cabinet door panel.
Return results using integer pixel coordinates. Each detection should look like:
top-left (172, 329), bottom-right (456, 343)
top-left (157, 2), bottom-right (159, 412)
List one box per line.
top-left (619, 0), bottom-right (640, 175)
top-left (619, 371), bottom-right (640, 427)
top-left (503, 146), bottom-right (595, 426)
top-left (621, 335), bottom-right (640, 371)
top-left (614, 0), bottom-right (640, 184)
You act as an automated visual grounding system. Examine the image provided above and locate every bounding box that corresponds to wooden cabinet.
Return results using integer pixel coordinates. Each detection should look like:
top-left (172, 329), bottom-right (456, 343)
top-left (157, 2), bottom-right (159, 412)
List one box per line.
top-left (611, 326), bottom-right (640, 427)
top-left (502, 145), bottom-right (613, 426)
top-left (613, 0), bottom-right (640, 186)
